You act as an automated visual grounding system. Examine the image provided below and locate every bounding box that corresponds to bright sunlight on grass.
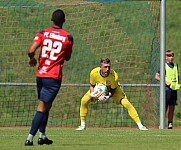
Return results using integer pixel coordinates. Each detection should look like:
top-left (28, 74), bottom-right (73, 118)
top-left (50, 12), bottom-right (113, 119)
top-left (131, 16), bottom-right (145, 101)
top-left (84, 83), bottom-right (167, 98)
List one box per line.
top-left (1, 128), bottom-right (181, 150)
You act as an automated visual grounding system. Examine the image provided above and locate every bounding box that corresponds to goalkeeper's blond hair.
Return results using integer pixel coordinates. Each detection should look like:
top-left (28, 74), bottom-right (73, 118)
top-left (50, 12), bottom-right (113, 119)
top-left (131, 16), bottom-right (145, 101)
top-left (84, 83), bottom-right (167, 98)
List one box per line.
top-left (100, 58), bottom-right (110, 64)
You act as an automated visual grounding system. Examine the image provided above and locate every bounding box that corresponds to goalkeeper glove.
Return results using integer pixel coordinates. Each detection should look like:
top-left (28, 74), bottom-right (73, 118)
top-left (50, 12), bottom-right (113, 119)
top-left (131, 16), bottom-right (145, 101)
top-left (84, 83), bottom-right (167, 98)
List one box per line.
top-left (98, 95), bottom-right (110, 102)
top-left (104, 96), bottom-right (110, 101)
top-left (98, 95), bottom-right (105, 101)
top-left (90, 90), bottom-right (104, 98)
top-left (90, 91), bottom-right (98, 98)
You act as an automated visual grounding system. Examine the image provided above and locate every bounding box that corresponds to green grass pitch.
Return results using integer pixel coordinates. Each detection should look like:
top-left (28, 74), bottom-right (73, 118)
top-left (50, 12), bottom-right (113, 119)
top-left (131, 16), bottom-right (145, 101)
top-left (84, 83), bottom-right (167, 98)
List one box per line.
top-left (1, 127), bottom-right (181, 150)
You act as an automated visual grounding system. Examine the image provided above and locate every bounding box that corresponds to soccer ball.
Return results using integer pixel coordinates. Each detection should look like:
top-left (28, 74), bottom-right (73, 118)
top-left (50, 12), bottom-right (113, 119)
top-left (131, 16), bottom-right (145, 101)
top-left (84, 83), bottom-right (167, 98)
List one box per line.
top-left (94, 84), bottom-right (107, 96)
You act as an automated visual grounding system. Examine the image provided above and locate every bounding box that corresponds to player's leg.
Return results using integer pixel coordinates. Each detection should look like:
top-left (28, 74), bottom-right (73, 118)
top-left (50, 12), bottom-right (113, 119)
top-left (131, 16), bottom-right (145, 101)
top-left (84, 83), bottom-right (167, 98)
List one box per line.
top-left (25, 77), bottom-right (44, 146)
top-left (167, 90), bottom-right (177, 129)
top-left (38, 106), bottom-right (52, 145)
top-left (166, 87), bottom-right (172, 129)
top-left (112, 86), bottom-right (148, 130)
top-left (38, 78), bottom-right (61, 144)
top-left (76, 91), bottom-right (92, 130)
top-left (25, 101), bottom-right (48, 146)
top-left (39, 111), bottom-right (49, 139)
top-left (168, 105), bottom-right (175, 129)
top-left (25, 78), bottom-right (61, 146)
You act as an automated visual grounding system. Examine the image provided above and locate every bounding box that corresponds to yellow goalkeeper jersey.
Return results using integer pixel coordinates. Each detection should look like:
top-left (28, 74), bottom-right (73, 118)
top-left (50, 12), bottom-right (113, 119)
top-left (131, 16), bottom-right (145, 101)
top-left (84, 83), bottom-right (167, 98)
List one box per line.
top-left (90, 67), bottom-right (119, 91)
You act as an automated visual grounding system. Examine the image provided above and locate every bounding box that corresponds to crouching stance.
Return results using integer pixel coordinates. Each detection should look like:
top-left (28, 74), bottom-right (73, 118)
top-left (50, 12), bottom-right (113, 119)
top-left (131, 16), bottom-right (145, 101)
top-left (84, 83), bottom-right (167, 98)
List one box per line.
top-left (76, 58), bottom-right (148, 131)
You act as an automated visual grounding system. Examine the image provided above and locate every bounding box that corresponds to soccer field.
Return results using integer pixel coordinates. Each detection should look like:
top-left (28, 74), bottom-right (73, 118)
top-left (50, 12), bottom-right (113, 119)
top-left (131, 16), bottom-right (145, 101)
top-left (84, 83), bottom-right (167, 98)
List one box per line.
top-left (1, 127), bottom-right (181, 150)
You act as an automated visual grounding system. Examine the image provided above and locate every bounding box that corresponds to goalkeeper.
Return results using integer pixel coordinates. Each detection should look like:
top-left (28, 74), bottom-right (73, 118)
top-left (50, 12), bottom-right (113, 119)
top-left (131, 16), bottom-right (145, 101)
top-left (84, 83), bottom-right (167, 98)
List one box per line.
top-left (76, 58), bottom-right (148, 131)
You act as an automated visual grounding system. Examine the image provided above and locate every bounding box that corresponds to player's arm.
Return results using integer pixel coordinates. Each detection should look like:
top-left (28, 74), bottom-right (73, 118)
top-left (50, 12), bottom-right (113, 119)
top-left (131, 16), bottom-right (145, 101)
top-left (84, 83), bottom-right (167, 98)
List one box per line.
top-left (106, 70), bottom-right (118, 98)
top-left (65, 50), bottom-right (72, 61)
top-left (90, 84), bottom-right (100, 98)
top-left (155, 72), bottom-right (160, 81)
top-left (90, 83), bottom-right (106, 101)
top-left (28, 41), bottom-right (40, 67)
top-left (65, 35), bottom-right (73, 61)
top-left (155, 71), bottom-right (171, 86)
top-left (177, 64), bottom-right (179, 83)
top-left (90, 84), bottom-right (95, 93)
top-left (28, 41), bottom-right (40, 59)
top-left (89, 69), bottom-right (96, 94)
top-left (108, 87), bottom-right (117, 98)
top-left (89, 69), bottom-right (104, 98)
top-left (98, 87), bottom-right (117, 102)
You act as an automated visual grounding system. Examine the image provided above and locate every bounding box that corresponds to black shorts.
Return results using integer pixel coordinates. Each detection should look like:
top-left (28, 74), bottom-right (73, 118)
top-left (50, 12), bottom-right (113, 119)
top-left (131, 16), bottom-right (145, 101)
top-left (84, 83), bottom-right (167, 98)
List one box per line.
top-left (36, 77), bottom-right (62, 104)
top-left (166, 87), bottom-right (177, 106)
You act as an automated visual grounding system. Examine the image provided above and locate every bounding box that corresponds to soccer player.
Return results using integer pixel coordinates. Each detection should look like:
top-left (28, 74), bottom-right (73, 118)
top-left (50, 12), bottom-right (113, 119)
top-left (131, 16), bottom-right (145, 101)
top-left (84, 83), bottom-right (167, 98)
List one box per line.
top-left (155, 50), bottom-right (180, 129)
top-left (25, 9), bottom-right (73, 146)
top-left (76, 58), bottom-right (148, 131)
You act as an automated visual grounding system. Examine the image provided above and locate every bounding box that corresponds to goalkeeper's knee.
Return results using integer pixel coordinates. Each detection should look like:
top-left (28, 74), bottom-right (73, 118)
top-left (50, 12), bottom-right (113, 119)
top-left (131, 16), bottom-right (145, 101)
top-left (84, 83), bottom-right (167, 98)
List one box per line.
top-left (121, 98), bottom-right (140, 122)
top-left (80, 95), bottom-right (91, 118)
top-left (121, 98), bottom-right (132, 109)
top-left (80, 95), bottom-right (91, 107)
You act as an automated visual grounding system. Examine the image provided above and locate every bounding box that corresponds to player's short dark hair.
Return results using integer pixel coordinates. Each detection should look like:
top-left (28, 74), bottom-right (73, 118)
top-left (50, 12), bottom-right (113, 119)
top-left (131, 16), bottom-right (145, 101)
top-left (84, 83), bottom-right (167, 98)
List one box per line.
top-left (51, 9), bottom-right (65, 25)
top-left (166, 50), bottom-right (174, 57)
top-left (100, 58), bottom-right (111, 64)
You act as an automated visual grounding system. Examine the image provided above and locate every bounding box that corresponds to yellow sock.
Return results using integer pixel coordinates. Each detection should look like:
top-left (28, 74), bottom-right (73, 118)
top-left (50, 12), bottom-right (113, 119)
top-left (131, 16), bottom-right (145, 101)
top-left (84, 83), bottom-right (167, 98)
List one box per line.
top-left (121, 99), bottom-right (141, 123)
top-left (80, 95), bottom-right (91, 122)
